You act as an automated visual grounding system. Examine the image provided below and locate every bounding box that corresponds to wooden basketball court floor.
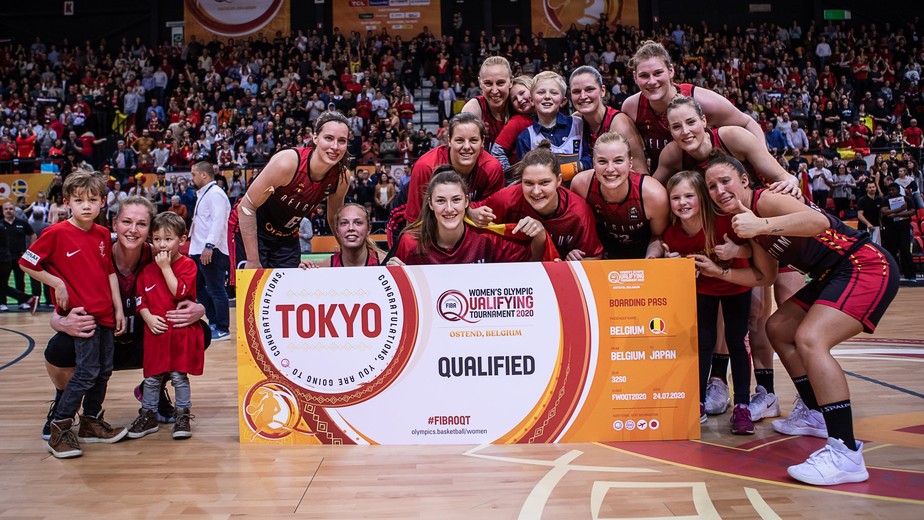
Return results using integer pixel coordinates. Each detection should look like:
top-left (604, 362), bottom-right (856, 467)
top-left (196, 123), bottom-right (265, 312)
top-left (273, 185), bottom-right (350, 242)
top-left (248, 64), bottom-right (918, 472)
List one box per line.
top-left (1, 289), bottom-right (923, 519)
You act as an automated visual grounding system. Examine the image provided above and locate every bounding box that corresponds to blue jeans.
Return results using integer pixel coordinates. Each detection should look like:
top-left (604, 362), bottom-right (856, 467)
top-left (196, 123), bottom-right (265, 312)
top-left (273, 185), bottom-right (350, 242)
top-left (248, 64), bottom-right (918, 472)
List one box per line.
top-left (143, 372), bottom-right (191, 410)
top-left (55, 326), bottom-right (114, 420)
top-left (193, 251), bottom-right (230, 333)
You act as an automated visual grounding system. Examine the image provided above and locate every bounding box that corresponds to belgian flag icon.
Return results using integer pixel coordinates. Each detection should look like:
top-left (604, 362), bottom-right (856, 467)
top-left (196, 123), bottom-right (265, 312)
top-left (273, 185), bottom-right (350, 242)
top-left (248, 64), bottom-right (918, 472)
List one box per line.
top-left (648, 318), bottom-right (666, 334)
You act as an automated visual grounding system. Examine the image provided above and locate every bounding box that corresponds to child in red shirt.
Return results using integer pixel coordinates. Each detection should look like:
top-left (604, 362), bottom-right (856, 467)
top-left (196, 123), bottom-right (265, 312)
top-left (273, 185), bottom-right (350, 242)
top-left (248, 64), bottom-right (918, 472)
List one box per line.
top-left (20, 171), bottom-right (127, 458)
top-left (128, 212), bottom-right (203, 440)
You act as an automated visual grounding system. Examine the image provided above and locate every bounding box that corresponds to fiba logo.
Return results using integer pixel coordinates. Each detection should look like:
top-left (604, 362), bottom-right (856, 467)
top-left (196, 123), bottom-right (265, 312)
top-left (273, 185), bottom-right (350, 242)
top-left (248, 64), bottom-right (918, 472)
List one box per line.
top-left (608, 269), bottom-right (645, 284)
top-left (625, 419), bottom-right (636, 431)
top-left (649, 318), bottom-right (667, 334)
top-left (437, 290), bottom-right (475, 323)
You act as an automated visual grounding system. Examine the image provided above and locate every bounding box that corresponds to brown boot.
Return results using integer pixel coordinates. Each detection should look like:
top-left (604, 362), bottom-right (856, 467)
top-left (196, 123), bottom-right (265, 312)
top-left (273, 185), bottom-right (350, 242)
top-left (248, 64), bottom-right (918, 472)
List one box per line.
top-left (172, 407), bottom-right (193, 439)
top-left (78, 410), bottom-right (129, 444)
top-left (46, 418), bottom-right (82, 459)
top-left (127, 409), bottom-right (159, 439)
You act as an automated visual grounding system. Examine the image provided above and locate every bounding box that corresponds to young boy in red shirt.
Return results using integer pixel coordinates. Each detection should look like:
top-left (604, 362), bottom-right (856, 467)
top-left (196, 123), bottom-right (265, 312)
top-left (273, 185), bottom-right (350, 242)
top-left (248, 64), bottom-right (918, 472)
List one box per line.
top-left (128, 212), bottom-right (204, 440)
top-left (20, 171), bottom-right (127, 458)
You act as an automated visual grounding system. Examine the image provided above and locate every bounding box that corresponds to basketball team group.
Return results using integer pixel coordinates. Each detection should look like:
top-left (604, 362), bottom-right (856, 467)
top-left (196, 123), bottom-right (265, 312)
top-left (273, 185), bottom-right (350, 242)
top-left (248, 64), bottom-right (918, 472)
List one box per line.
top-left (22, 41), bottom-right (898, 488)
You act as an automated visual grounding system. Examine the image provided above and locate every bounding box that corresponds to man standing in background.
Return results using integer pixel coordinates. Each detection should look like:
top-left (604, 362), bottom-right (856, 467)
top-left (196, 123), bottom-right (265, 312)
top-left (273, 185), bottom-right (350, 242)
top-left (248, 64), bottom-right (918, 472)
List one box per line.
top-left (189, 161), bottom-right (231, 341)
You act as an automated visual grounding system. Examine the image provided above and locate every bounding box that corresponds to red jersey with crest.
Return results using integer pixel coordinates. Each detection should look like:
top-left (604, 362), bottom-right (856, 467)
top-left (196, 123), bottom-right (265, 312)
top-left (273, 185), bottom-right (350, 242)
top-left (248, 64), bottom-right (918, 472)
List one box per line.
top-left (477, 95), bottom-right (507, 150)
top-left (19, 221), bottom-right (116, 327)
top-left (135, 255), bottom-right (204, 377)
top-left (395, 223), bottom-right (532, 265)
top-left (750, 189), bottom-right (866, 278)
top-left (635, 83), bottom-right (695, 170)
top-left (404, 145), bottom-right (504, 223)
top-left (662, 214), bottom-right (750, 296)
top-left (479, 184), bottom-right (603, 259)
top-left (115, 242), bottom-right (154, 346)
top-left (255, 147), bottom-right (340, 238)
top-left (584, 172), bottom-right (651, 259)
top-left (331, 249), bottom-right (380, 267)
top-left (585, 106), bottom-right (621, 150)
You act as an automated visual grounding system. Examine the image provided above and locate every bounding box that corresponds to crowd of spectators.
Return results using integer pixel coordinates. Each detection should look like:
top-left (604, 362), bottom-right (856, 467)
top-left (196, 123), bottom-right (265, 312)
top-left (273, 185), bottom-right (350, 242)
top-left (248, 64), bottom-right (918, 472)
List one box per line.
top-left (1, 15), bottom-right (923, 235)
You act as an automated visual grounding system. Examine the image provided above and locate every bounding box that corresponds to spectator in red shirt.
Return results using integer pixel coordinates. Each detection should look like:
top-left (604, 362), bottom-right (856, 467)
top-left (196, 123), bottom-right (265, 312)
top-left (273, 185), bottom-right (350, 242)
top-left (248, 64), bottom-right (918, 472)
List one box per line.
top-left (903, 118), bottom-right (923, 151)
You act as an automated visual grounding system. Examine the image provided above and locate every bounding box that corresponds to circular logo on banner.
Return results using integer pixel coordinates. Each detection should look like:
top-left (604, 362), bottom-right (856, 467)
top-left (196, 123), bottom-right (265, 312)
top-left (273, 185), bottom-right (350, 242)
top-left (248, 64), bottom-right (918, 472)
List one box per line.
top-left (541, 1), bottom-right (626, 33)
top-left (11, 179), bottom-right (28, 198)
top-left (184, 0), bottom-right (284, 37)
top-left (242, 381), bottom-right (303, 440)
top-left (436, 290), bottom-right (473, 323)
top-left (0, 183), bottom-right (10, 200)
top-left (244, 268), bottom-right (417, 407)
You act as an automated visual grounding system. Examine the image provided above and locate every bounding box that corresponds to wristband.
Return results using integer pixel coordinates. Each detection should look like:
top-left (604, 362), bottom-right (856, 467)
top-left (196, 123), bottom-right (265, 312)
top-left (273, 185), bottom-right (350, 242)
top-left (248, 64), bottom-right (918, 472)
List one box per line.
top-left (721, 267), bottom-right (729, 276)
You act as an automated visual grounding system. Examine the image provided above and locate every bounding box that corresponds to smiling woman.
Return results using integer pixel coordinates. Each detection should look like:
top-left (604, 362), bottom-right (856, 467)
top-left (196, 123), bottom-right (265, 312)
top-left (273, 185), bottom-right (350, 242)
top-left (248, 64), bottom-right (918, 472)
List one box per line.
top-left (388, 167), bottom-right (550, 265)
top-left (468, 141), bottom-right (603, 261)
top-left (403, 113), bottom-right (504, 224)
top-left (229, 110), bottom-right (352, 269)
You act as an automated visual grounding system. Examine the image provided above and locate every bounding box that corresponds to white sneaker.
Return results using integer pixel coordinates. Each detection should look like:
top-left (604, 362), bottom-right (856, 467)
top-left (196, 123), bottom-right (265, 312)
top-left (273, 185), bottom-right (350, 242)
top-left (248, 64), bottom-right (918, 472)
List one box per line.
top-left (772, 396), bottom-right (827, 438)
top-left (788, 437), bottom-right (869, 485)
top-left (704, 377), bottom-right (730, 415)
top-left (748, 385), bottom-right (781, 421)
top-left (0, 304), bottom-right (8, 312)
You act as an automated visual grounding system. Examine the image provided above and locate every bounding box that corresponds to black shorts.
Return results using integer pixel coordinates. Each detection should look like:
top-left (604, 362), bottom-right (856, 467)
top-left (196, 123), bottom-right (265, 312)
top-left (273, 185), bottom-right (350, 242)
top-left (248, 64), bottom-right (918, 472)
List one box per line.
top-left (791, 243), bottom-right (900, 333)
top-left (45, 320), bottom-right (213, 370)
top-left (234, 229), bottom-right (301, 269)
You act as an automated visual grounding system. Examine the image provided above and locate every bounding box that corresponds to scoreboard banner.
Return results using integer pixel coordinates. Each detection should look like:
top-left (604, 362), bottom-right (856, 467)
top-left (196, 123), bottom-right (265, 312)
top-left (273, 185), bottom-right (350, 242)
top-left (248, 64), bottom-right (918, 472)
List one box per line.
top-left (531, 0), bottom-right (639, 37)
top-left (236, 259), bottom-right (699, 445)
top-left (184, 0), bottom-right (290, 40)
top-left (334, 0), bottom-right (442, 41)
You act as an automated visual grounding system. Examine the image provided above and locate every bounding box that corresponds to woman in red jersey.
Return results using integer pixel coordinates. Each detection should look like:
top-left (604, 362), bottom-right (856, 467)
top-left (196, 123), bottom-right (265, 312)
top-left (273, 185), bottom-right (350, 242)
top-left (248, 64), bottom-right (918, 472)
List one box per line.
top-left (661, 95), bottom-right (804, 423)
top-left (469, 141), bottom-right (603, 261)
top-left (570, 132), bottom-right (669, 259)
top-left (568, 65), bottom-right (648, 173)
top-left (620, 41), bottom-right (765, 172)
top-left (703, 154), bottom-right (899, 486)
top-left (388, 167), bottom-right (550, 266)
top-left (660, 171), bottom-right (775, 434)
top-left (403, 112), bottom-right (504, 223)
top-left (461, 56), bottom-right (512, 150)
top-left (300, 203), bottom-right (385, 268)
top-left (232, 111), bottom-right (351, 269)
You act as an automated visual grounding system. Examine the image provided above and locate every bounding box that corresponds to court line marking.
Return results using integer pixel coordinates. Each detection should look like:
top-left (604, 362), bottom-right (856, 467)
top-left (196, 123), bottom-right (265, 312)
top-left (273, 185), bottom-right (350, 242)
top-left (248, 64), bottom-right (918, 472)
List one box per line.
top-left (692, 436), bottom-right (792, 453)
top-left (844, 370), bottom-right (924, 400)
top-left (594, 443), bottom-right (924, 506)
top-left (0, 327), bottom-right (35, 371)
top-left (745, 487), bottom-right (783, 520)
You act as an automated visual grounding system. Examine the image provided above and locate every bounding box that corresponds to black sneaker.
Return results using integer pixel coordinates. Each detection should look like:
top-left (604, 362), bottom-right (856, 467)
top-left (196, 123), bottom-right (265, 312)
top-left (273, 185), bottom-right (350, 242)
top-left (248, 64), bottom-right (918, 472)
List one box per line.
top-left (156, 386), bottom-right (176, 424)
top-left (127, 408), bottom-right (159, 439)
top-left (173, 407), bottom-right (193, 439)
top-left (42, 399), bottom-right (59, 441)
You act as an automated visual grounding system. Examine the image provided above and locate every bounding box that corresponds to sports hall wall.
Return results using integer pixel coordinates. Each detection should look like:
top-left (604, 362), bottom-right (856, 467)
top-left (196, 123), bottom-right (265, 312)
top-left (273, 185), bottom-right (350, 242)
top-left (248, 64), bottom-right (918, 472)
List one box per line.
top-left (0, 1), bottom-right (916, 48)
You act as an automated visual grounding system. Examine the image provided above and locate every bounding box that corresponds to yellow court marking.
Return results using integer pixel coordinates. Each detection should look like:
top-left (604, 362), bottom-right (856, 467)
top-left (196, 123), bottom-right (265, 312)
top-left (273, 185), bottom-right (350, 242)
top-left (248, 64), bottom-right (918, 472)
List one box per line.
top-left (594, 443), bottom-right (924, 506)
top-left (692, 436), bottom-right (792, 453)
